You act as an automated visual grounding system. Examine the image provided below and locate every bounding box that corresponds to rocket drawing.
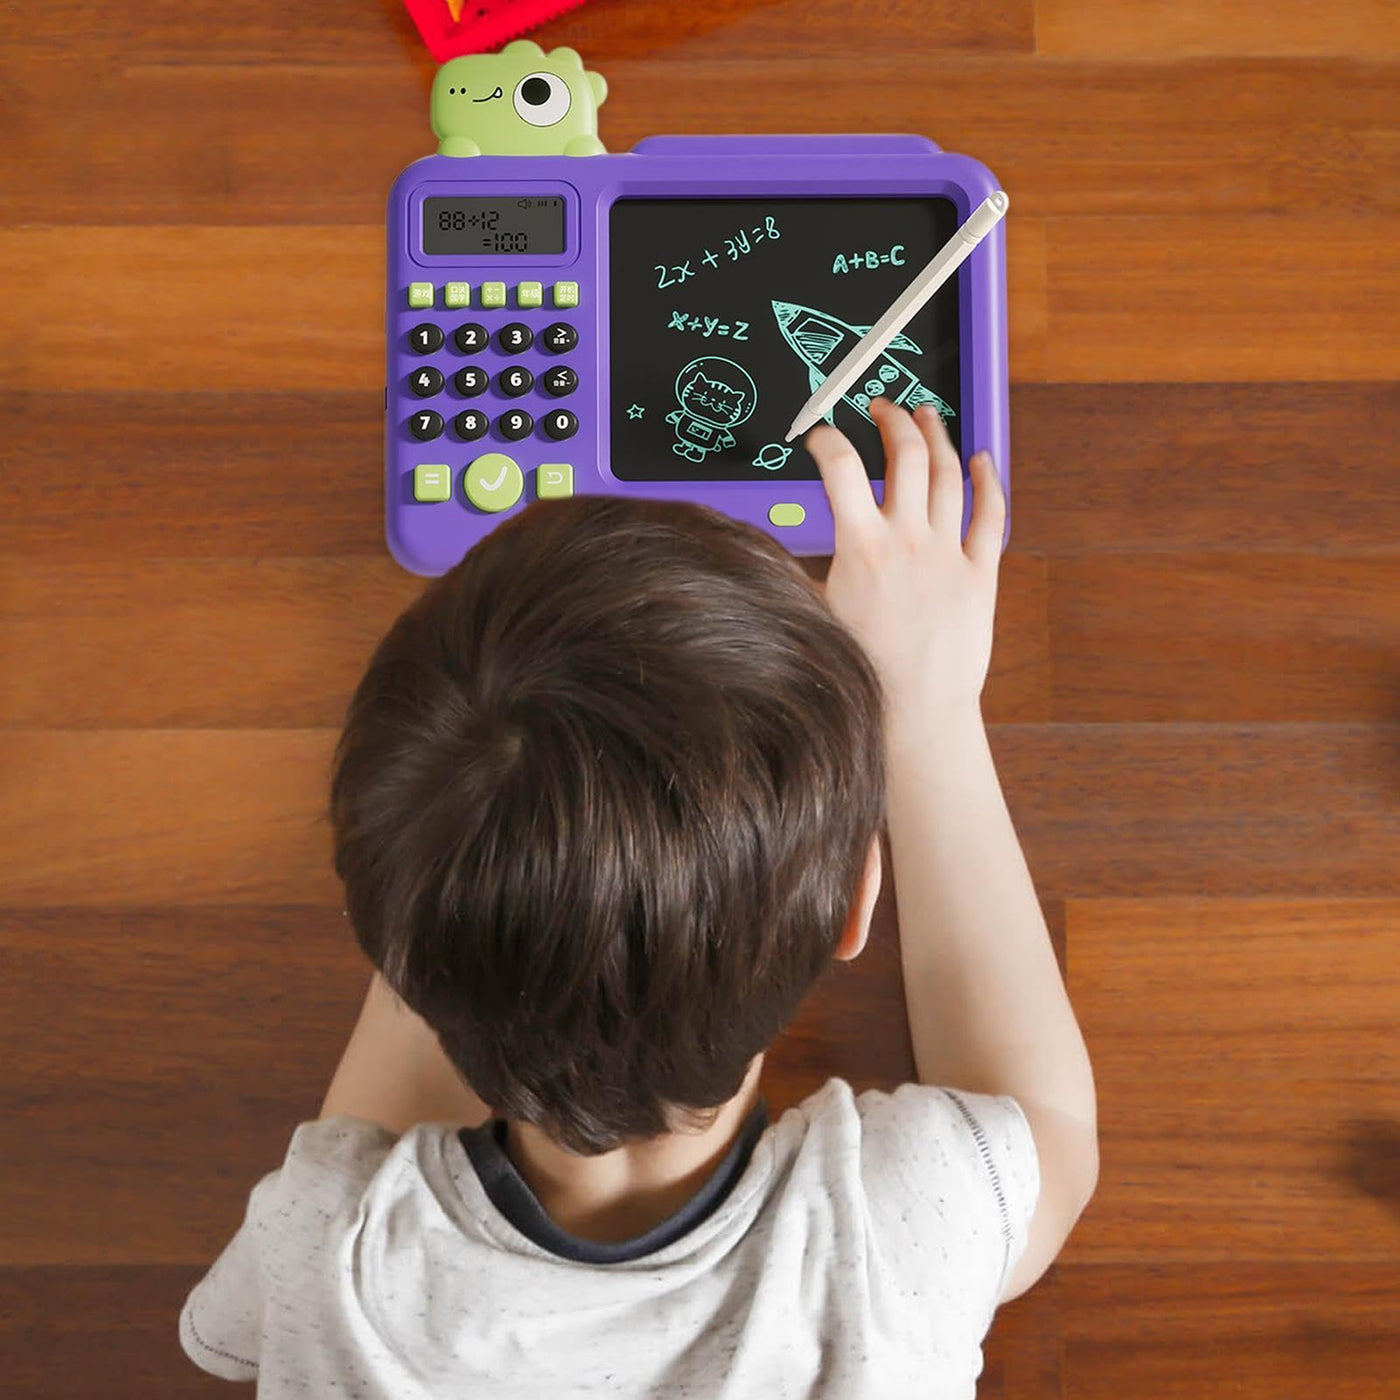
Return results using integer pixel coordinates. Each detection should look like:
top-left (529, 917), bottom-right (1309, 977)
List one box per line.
top-left (770, 299), bottom-right (955, 425)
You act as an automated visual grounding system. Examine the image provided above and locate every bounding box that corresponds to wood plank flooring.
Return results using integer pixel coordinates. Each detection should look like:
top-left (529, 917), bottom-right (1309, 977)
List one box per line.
top-left (1, 1), bottom-right (1397, 1393)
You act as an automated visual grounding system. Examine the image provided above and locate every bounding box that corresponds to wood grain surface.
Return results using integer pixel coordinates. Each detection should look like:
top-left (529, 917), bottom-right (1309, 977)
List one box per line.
top-left (1, 0), bottom-right (1397, 1394)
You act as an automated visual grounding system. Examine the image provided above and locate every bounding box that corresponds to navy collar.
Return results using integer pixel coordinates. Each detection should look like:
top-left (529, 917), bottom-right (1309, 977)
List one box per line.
top-left (459, 1098), bottom-right (769, 1263)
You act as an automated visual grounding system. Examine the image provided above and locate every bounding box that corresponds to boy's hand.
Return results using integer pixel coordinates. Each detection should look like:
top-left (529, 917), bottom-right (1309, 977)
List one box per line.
top-left (803, 397), bottom-right (1004, 718)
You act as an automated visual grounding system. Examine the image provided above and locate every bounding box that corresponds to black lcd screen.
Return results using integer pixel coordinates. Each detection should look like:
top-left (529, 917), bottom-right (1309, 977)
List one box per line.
top-left (423, 196), bottom-right (566, 256)
top-left (608, 197), bottom-right (961, 481)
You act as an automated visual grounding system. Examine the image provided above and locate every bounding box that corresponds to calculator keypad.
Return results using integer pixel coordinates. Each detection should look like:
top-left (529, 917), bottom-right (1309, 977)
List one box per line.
top-left (398, 282), bottom-right (582, 500)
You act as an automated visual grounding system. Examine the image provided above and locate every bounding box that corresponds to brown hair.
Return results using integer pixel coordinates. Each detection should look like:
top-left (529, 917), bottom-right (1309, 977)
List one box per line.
top-left (327, 494), bottom-right (886, 1154)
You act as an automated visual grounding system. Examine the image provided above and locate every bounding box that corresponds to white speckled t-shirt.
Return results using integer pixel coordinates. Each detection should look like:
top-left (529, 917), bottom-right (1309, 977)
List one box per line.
top-left (179, 1078), bottom-right (1038, 1398)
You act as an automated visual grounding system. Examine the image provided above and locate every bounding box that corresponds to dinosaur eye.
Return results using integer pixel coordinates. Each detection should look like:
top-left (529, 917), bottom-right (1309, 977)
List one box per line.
top-left (513, 72), bottom-right (571, 127)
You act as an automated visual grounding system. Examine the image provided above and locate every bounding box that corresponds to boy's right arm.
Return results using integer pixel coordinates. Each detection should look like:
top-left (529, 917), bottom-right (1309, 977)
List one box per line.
top-left (805, 399), bottom-right (1099, 1304)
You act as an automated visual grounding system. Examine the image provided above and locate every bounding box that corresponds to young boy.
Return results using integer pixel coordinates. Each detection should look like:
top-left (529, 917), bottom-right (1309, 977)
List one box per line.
top-left (179, 399), bottom-right (1098, 1397)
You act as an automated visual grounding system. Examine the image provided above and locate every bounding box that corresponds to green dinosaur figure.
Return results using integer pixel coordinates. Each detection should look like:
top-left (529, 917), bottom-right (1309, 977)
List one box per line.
top-left (431, 40), bottom-right (607, 158)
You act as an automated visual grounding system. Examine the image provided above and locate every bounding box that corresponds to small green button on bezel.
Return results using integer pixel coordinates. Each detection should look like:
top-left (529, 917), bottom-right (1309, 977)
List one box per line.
top-left (768, 503), bottom-right (806, 527)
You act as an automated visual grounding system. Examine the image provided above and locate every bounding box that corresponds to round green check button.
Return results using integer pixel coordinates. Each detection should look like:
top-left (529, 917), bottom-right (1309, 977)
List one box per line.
top-left (463, 452), bottom-right (523, 512)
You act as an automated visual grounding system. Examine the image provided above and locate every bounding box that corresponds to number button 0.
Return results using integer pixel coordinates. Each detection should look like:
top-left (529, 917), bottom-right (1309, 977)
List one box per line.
top-left (542, 366), bottom-right (577, 397)
top-left (542, 409), bottom-right (578, 441)
top-left (453, 409), bottom-right (489, 441)
top-left (498, 323), bottom-right (533, 354)
top-left (542, 322), bottom-right (578, 354)
top-left (453, 322), bottom-right (489, 354)
top-left (409, 409), bottom-right (444, 441)
top-left (454, 366), bottom-right (489, 397)
top-left (498, 410), bottom-right (533, 441)
top-left (408, 366), bottom-right (445, 398)
top-left (497, 366), bottom-right (534, 398)
top-left (409, 322), bottom-right (444, 354)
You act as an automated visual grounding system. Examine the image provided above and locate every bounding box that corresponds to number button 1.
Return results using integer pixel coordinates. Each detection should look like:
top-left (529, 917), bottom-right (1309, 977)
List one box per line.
top-left (409, 409), bottom-right (444, 441)
top-left (409, 322), bottom-right (444, 354)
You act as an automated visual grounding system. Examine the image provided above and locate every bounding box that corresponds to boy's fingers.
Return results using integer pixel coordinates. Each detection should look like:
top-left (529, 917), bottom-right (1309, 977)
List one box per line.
top-left (963, 451), bottom-right (1006, 568)
top-left (868, 396), bottom-right (929, 527)
top-left (913, 407), bottom-right (965, 541)
top-left (803, 423), bottom-right (882, 539)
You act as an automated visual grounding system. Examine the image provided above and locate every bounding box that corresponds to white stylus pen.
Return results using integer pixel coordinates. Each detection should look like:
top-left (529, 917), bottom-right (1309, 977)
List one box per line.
top-left (783, 189), bottom-right (1009, 442)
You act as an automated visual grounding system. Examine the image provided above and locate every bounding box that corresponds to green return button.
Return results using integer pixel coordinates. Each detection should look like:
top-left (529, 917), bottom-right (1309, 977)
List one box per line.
top-left (768, 503), bottom-right (806, 528)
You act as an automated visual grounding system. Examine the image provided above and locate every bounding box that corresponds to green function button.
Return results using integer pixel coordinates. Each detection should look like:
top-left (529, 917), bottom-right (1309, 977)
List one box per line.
top-left (408, 282), bottom-right (434, 309)
top-left (444, 281), bottom-right (471, 309)
top-left (552, 280), bottom-right (579, 308)
top-left (537, 463), bottom-right (573, 499)
top-left (768, 503), bottom-right (806, 528)
top-left (464, 452), bottom-right (523, 512)
top-left (480, 281), bottom-right (507, 309)
top-left (413, 464), bottom-right (453, 502)
top-left (516, 280), bottom-right (543, 308)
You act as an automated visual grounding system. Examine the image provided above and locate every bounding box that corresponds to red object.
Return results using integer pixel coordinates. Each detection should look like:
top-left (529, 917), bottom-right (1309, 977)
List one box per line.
top-left (400, 0), bottom-right (598, 62)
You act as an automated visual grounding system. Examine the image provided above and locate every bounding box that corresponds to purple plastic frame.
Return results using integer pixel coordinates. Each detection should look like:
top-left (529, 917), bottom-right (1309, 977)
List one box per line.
top-left (385, 134), bottom-right (1009, 578)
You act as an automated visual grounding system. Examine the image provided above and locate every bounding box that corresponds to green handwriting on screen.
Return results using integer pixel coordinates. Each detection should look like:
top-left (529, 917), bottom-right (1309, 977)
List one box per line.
top-left (832, 244), bottom-right (907, 274)
top-left (654, 214), bottom-right (783, 288)
top-left (667, 309), bottom-right (751, 341)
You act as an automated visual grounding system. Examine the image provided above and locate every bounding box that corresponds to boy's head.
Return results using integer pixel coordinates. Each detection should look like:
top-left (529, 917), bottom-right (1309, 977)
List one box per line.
top-left (328, 495), bottom-right (886, 1155)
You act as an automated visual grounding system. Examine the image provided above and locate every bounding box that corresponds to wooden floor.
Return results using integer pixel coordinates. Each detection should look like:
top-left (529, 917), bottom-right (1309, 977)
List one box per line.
top-left (2, 1), bottom-right (1398, 1394)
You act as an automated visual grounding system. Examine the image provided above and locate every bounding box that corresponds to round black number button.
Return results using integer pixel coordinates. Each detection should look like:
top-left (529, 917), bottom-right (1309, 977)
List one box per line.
top-left (541, 409), bottom-right (578, 441)
top-left (497, 366), bottom-right (534, 397)
top-left (542, 366), bottom-right (577, 397)
top-left (498, 322), bottom-right (534, 354)
top-left (453, 322), bottom-right (489, 354)
top-left (408, 409), bottom-right (444, 441)
top-left (409, 322), bottom-right (444, 354)
top-left (542, 321), bottom-right (578, 354)
top-left (453, 366), bottom-right (489, 397)
top-left (408, 366), bottom-right (445, 398)
top-left (497, 409), bottom-right (534, 441)
top-left (453, 409), bottom-right (489, 441)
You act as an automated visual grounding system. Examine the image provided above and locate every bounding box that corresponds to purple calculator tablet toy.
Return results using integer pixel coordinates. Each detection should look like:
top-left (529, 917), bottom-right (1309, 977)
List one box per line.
top-left (385, 134), bottom-right (1009, 578)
